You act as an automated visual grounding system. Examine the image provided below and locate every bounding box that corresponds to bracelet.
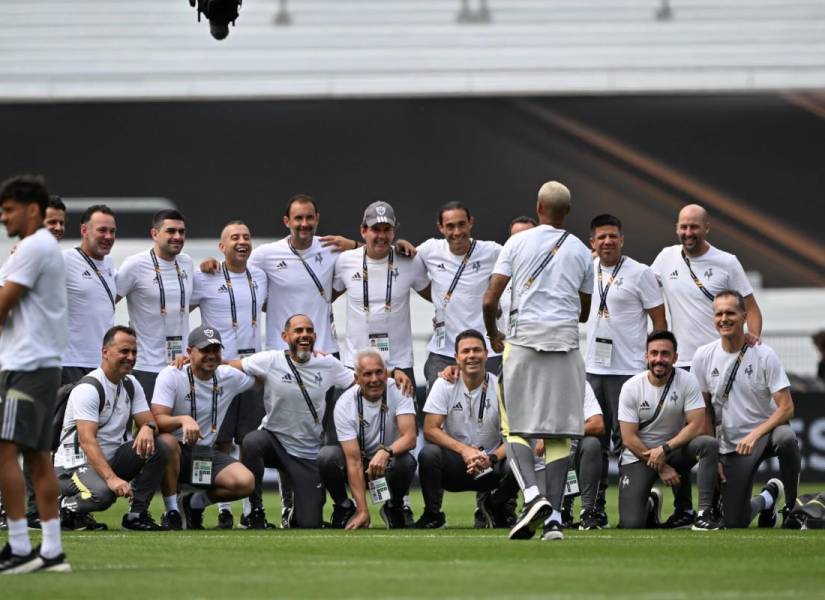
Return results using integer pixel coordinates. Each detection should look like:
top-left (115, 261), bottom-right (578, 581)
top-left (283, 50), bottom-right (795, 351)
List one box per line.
top-left (352, 239), bottom-right (359, 250)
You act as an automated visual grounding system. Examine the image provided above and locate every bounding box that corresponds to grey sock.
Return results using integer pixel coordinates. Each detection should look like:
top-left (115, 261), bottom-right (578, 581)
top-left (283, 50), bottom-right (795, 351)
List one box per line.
top-left (506, 441), bottom-right (540, 492)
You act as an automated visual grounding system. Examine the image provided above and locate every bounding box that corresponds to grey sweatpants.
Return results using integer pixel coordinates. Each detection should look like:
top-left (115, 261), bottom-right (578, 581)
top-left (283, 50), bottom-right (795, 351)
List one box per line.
top-left (56, 440), bottom-right (169, 514)
top-left (618, 435), bottom-right (718, 529)
top-left (562, 436), bottom-right (603, 514)
top-left (720, 424), bottom-right (800, 529)
top-left (318, 445), bottom-right (417, 507)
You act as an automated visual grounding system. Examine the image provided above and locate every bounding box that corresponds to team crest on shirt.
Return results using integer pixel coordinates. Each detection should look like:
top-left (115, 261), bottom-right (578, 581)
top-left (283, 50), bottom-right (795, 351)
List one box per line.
top-left (314, 254), bottom-right (323, 264)
top-left (744, 364), bottom-right (753, 377)
top-left (276, 260), bottom-right (288, 270)
top-left (470, 260), bottom-right (481, 273)
top-left (81, 269), bottom-right (94, 280)
top-left (613, 277), bottom-right (624, 288)
top-left (703, 268), bottom-right (713, 280)
top-left (391, 268), bottom-right (399, 280)
top-left (669, 392), bottom-right (678, 403)
top-left (313, 372), bottom-right (323, 385)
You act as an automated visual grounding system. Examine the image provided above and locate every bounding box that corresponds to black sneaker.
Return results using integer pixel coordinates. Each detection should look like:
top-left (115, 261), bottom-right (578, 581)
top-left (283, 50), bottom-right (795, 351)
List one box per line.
top-left (60, 507), bottom-right (81, 531)
top-left (758, 478), bottom-right (784, 529)
top-left (492, 502), bottom-right (517, 529)
top-left (180, 493), bottom-right (204, 530)
top-left (79, 512), bottom-right (108, 531)
top-left (161, 509), bottom-right (183, 531)
top-left (122, 512), bottom-right (162, 531)
top-left (579, 509), bottom-right (602, 531)
top-left (0, 504), bottom-right (7, 530)
top-left (280, 505), bottom-right (294, 529)
top-left (509, 496), bottom-right (552, 540)
top-left (541, 519), bottom-right (564, 541)
top-left (32, 545), bottom-right (71, 573)
top-left (0, 542), bottom-right (40, 575)
top-left (476, 493), bottom-right (494, 529)
top-left (692, 508), bottom-right (724, 531)
top-left (241, 507), bottom-right (274, 530)
top-left (26, 513), bottom-right (41, 530)
top-left (782, 506), bottom-right (805, 530)
top-left (560, 506), bottom-right (574, 528)
top-left (330, 502), bottom-right (357, 529)
top-left (402, 505), bottom-right (415, 528)
top-left (647, 488), bottom-right (663, 529)
top-left (661, 509), bottom-right (695, 529)
top-left (216, 509), bottom-right (234, 530)
top-left (414, 510), bottom-right (446, 529)
top-left (379, 502), bottom-right (406, 529)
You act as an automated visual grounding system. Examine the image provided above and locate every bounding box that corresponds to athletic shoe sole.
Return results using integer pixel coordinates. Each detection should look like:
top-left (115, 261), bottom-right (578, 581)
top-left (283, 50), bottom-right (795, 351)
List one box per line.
top-left (1, 556), bottom-right (42, 575)
top-left (649, 487), bottom-right (663, 528)
top-left (760, 478), bottom-right (785, 528)
top-left (541, 528), bottom-right (564, 541)
top-left (508, 499), bottom-right (552, 540)
top-left (37, 560), bottom-right (72, 573)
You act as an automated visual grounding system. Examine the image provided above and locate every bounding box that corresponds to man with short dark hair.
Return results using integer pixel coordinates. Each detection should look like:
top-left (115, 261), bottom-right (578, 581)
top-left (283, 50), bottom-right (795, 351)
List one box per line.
top-left (618, 330), bottom-right (720, 530)
top-left (0, 174), bottom-right (70, 573)
top-left (56, 326), bottom-right (171, 531)
top-left (44, 195), bottom-right (66, 242)
top-left (692, 290), bottom-right (800, 529)
top-left (116, 209), bottom-right (194, 400)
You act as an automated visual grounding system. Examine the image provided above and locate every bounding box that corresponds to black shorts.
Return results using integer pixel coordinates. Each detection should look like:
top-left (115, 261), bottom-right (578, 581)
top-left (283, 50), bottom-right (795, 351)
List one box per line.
top-left (178, 443), bottom-right (237, 490)
top-left (216, 387), bottom-right (265, 446)
top-left (0, 368), bottom-right (61, 452)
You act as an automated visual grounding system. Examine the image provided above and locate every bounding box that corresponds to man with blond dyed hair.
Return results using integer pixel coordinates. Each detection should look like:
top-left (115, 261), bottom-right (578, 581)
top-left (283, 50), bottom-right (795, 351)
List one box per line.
top-left (483, 180), bottom-right (593, 542)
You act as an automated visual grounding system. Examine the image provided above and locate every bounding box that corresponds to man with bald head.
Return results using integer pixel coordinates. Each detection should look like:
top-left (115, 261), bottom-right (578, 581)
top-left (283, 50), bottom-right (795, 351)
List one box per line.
top-left (483, 180), bottom-right (593, 541)
top-left (651, 204), bottom-right (762, 528)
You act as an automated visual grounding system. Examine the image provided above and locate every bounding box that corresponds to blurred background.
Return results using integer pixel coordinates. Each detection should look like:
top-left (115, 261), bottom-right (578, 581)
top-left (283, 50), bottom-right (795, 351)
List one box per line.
top-left (1, 0), bottom-right (824, 477)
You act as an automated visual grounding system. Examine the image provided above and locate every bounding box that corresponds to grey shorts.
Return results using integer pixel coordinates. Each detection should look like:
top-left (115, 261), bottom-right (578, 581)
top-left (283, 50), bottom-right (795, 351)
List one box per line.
top-left (0, 368), bottom-right (61, 452)
top-left (179, 444), bottom-right (237, 490)
top-left (216, 387), bottom-right (265, 445)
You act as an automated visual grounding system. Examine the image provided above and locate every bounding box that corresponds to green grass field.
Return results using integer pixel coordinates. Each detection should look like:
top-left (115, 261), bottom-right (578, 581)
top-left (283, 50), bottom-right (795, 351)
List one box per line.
top-left (3, 485), bottom-right (825, 599)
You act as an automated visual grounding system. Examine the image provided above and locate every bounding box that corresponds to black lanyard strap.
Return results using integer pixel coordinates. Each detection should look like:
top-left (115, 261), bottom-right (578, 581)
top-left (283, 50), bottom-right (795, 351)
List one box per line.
top-left (681, 250), bottom-right (715, 302)
top-left (443, 239), bottom-right (477, 306)
top-left (150, 249), bottom-right (186, 316)
top-left (222, 262), bottom-right (257, 329)
top-left (284, 351), bottom-right (319, 425)
top-left (362, 247), bottom-right (394, 313)
top-left (721, 344), bottom-right (749, 400)
top-left (475, 374), bottom-right (489, 426)
top-left (597, 257), bottom-right (625, 318)
top-left (524, 231), bottom-right (570, 290)
top-left (187, 367), bottom-right (220, 433)
top-left (638, 369), bottom-right (676, 431)
top-left (288, 239), bottom-right (325, 298)
top-left (356, 389), bottom-right (387, 461)
top-left (75, 247), bottom-right (115, 310)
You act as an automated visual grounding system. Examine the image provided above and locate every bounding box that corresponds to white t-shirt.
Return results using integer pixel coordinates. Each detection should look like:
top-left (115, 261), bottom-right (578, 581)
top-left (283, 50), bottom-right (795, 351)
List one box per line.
top-left (583, 381), bottom-right (602, 422)
top-left (423, 373), bottom-right (502, 451)
top-left (417, 238), bottom-right (502, 358)
top-left (54, 369), bottom-right (149, 468)
top-left (493, 225), bottom-right (593, 351)
top-left (585, 256), bottom-right (664, 376)
top-left (651, 244), bottom-right (753, 366)
top-left (248, 237), bottom-right (339, 353)
top-left (334, 381), bottom-right (416, 458)
top-left (692, 340), bottom-right (790, 454)
top-left (190, 266), bottom-right (268, 360)
top-left (241, 351), bottom-right (354, 459)
top-left (115, 250), bottom-right (195, 373)
top-left (0, 228), bottom-right (67, 370)
top-left (62, 248), bottom-right (117, 368)
top-left (618, 368), bottom-right (705, 464)
top-left (151, 364), bottom-right (256, 447)
top-left (333, 247), bottom-right (430, 369)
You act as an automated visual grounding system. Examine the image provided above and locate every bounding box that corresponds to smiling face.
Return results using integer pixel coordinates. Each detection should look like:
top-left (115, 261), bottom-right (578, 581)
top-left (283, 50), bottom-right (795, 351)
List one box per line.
top-left (189, 343), bottom-right (222, 375)
top-left (361, 222), bottom-right (395, 257)
top-left (355, 352), bottom-right (388, 401)
top-left (437, 208), bottom-right (473, 254)
top-left (151, 218), bottom-right (186, 258)
top-left (713, 294), bottom-right (746, 339)
top-left (44, 207), bottom-right (66, 241)
top-left (283, 201), bottom-right (318, 246)
top-left (81, 210), bottom-right (116, 260)
top-left (281, 314), bottom-right (316, 362)
top-left (590, 224), bottom-right (624, 266)
top-left (676, 206), bottom-right (709, 254)
top-left (455, 335), bottom-right (487, 378)
top-left (645, 339), bottom-right (677, 381)
top-left (102, 331), bottom-right (138, 378)
top-left (219, 222), bottom-right (252, 265)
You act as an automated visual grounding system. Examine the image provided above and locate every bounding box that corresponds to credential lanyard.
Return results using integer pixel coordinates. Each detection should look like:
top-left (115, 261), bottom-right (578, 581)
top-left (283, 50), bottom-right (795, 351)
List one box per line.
top-left (221, 262), bottom-right (257, 329)
top-left (443, 239), bottom-right (477, 306)
top-left (284, 351), bottom-right (319, 425)
top-left (356, 389), bottom-right (387, 461)
top-left (524, 231), bottom-right (570, 290)
top-left (187, 367), bottom-right (220, 433)
top-left (597, 257), bottom-right (625, 319)
top-left (721, 344), bottom-right (749, 400)
top-left (362, 247), bottom-right (394, 313)
top-left (681, 250), bottom-right (715, 302)
top-left (75, 247), bottom-right (115, 310)
top-left (638, 369), bottom-right (676, 431)
top-left (288, 239), bottom-right (325, 298)
top-left (150, 249), bottom-right (186, 316)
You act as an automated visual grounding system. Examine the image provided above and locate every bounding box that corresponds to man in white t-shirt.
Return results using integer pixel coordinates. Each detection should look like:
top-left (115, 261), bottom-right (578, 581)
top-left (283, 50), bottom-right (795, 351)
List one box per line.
top-left (116, 209), bottom-right (194, 400)
top-left (228, 314), bottom-right (356, 529)
top-left (0, 175), bottom-right (70, 573)
top-left (332, 201), bottom-right (429, 393)
top-left (483, 181), bottom-right (593, 542)
top-left (417, 202), bottom-right (503, 388)
top-left (190, 220), bottom-right (268, 528)
top-left (55, 326), bottom-right (171, 532)
top-left (44, 195), bottom-right (66, 242)
top-left (692, 290), bottom-right (799, 529)
top-left (62, 204), bottom-right (118, 385)
top-left (618, 330), bottom-right (720, 530)
top-left (417, 330), bottom-right (517, 529)
top-left (496, 217), bottom-right (537, 339)
top-left (318, 349), bottom-right (417, 529)
top-left (151, 325), bottom-right (257, 530)
top-left (585, 213), bottom-right (666, 526)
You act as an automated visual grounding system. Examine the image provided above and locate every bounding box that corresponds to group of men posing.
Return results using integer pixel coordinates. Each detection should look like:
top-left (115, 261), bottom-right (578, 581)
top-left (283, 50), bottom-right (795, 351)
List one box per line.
top-left (0, 173), bottom-right (802, 573)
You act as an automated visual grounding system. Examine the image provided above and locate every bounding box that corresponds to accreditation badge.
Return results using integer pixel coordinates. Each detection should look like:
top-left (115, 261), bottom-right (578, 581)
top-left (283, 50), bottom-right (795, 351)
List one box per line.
top-left (368, 477), bottom-right (391, 504)
top-left (433, 320), bottom-right (446, 350)
top-left (507, 309), bottom-right (518, 337)
top-left (368, 333), bottom-right (391, 361)
top-left (237, 348), bottom-right (255, 358)
top-left (166, 336), bottom-right (183, 363)
top-left (191, 445), bottom-right (214, 487)
top-left (63, 443), bottom-right (87, 469)
top-left (564, 469), bottom-right (580, 497)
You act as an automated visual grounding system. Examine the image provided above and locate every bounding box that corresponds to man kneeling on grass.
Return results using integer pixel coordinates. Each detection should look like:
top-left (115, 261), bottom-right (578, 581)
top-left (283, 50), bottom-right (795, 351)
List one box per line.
top-left (151, 325), bottom-right (257, 530)
top-left (318, 349), bottom-right (417, 529)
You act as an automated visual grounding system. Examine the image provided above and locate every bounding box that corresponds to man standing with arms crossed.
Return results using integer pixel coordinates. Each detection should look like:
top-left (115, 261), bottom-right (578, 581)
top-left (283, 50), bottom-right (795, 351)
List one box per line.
top-left (0, 175), bottom-right (70, 573)
top-left (483, 180), bottom-right (593, 542)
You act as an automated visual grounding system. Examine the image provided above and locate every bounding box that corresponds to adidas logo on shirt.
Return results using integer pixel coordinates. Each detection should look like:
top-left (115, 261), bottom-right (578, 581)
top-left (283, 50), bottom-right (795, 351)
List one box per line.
top-left (711, 368), bottom-right (720, 377)
top-left (640, 400), bottom-right (650, 409)
top-left (81, 270), bottom-right (93, 280)
top-left (436, 263), bottom-right (446, 271)
top-left (669, 270), bottom-right (679, 279)
top-left (282, 373), bottom-right (293, 383)
top-left (276, 260), bottom-right (288, 270)
top-left (352, 272), bottom-right (362, 281)
top-left (217, 284), bottom-right (229, 294)
top-left (451, 401), bottom-right (464, 412)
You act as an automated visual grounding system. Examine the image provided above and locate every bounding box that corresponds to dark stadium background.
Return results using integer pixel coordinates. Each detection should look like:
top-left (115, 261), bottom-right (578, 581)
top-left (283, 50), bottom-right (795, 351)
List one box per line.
top-left (1, 93), bottom-right (823, 287)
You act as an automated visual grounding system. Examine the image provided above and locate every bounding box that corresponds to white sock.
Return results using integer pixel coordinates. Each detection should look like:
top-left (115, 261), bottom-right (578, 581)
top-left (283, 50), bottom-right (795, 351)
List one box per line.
top-left (760, 490), bottom-right (775, 510)
top-left (218, 502), bottom-right (232, 512)
top-left (523, 485), bottom-right (540, 504)
top-left (40, 518), bottom-right (63, 559)
top-left (403, 495), bottom-right (411, 508)
top-left (164, 495), bottom-right (179, 513)
top-left (545, 509), bottom-right (561, 526)
top-left (7, 518), bottom-right (32, 556)
top-left (242, 498), bottom-right (252, 517)
top-left (189, 491), bottom-right (212, 510)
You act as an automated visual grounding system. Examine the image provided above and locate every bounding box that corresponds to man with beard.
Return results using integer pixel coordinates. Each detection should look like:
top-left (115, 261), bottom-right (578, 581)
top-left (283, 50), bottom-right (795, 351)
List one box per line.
top-left (617, 331), bottom-right (720, 530)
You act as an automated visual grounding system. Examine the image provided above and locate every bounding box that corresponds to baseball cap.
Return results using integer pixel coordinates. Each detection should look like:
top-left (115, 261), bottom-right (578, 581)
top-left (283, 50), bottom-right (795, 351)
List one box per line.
top-left (188, 324), bottom-right (223, 350)
top-left (362, 201), bottom-right (397, 228)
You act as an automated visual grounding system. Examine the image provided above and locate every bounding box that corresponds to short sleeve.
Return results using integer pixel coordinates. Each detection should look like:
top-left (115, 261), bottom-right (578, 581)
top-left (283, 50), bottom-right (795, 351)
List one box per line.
top-left (241, 351), bottom-right (276, 379)
top-left (415, 238), bottom-right (434, 262)
top-left (650, 249), bottom-right (666, 277)
top-left (681, 373), bottom-right (705, 412)
top-left (334, 395), bottom-right (358, 442)
top-left (332, 254), bottom-right (348, 292)
top-left (327, 357), bottom-right (355, 390)
top-left (579, 251), bottom-right (595, 294)
top-left (128, 377), bottom-right (150, 415)
top-left (583, 382), bottom-right (602, 420)
top-left (115, 256), bottom-right (138, 298)
top-left (69, 384), bottom-right (104, 423)
top-left (396, 393), bottom-right (416, 416)
top-left (226, 367), bottom-right (256, 395)
top-left (5, 236), bottom-right (47, 289)
top-left (691, 350), bottom-right (711, 393)
top-left (248, 246), bottom-right (265, 271)
top-left (727, 255), bottom-right (754, 297)
top-left (422, 379), bottom-right (450, 415)
top-left (492, 241), bottom-right (513, 278)
top-left (638, 266), bottom-right (665, 310)
top-left (410, 254), bottom-right (430, 292)
top-left (763, 348), bottom-right (791, 394)
top-left (190, 271), bottom-right (207, 306)
top-left (617, 379), bottom-right (639, 423)
top-left (150, 368), bottom-right (179, 408)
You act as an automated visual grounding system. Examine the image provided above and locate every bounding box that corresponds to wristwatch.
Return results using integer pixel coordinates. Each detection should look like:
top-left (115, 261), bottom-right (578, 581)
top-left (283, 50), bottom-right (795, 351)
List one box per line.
top-left (382, 445), bottom-right (395, 458)
top-left (144, 422), bottom-right (158, 434)
top-left (487, 452), bottom-right (499, 466)
top-left (661, 443), bottom-right (672, 454)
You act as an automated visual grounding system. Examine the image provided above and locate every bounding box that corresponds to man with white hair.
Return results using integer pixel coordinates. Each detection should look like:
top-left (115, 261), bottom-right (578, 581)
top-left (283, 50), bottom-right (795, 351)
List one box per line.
top-left (483, 180), bottom-right (593, 542)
